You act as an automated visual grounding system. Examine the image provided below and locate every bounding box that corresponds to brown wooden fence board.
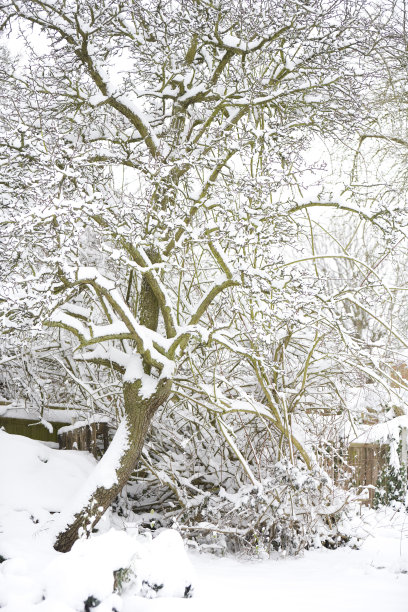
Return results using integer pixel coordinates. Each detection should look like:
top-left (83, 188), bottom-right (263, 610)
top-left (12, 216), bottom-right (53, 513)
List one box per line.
top-left (58, 422), bottom-right (109, 458)
top-left (0, 416), bottom-right (68, 443)
top-left (348, 442), bottom-right (388, 505)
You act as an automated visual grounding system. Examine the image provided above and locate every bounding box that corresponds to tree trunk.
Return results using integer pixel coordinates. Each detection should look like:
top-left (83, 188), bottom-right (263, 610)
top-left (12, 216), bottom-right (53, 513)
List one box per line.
top-left (53, 377), bottom-right (172, 552)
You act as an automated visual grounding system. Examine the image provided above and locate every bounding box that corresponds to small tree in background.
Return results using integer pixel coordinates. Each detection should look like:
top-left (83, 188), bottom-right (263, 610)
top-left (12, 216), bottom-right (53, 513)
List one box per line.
top-left (374, 438), bottom-right (408, 509)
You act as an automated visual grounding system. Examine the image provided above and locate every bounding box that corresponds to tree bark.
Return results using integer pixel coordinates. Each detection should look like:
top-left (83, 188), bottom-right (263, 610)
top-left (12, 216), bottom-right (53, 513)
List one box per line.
top-left (53, 377), bottom-right (172, 552)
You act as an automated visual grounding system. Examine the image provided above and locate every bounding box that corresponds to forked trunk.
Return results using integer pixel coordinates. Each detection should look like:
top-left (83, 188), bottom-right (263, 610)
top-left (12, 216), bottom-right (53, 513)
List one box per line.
top-left (53, 377), bottom-right (172, 552)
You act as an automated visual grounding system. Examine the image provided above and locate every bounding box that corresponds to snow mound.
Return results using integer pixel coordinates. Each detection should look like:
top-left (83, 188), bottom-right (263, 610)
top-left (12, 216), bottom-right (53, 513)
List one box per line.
top-left (0, 431), bottom-right (195, 610)
top-left (43, 530), bottom-right (135, 609)
top-left (0, 429), bottom-right (96, 514)
top-left (43, 529), bottom-right (195, 608)
top-left (120, 529), bottom-right (195, 599)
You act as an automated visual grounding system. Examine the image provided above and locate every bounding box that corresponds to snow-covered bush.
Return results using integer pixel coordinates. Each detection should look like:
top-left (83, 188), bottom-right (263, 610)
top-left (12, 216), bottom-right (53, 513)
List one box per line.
top-left (374, 441), bottom-right (408, 509)
top-left (124, 405), bottom-right (352, 556)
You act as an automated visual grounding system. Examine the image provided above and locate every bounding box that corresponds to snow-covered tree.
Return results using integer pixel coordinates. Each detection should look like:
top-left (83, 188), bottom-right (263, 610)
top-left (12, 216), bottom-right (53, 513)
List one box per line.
top-left (0, 0), bottom-right (397, 552)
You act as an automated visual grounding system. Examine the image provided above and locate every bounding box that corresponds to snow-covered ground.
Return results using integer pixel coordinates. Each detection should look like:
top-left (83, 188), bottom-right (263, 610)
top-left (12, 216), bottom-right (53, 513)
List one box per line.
top-left (0, 430), bottom-right (407, 612)
top-left (187, 520), bottom-right (408, 612)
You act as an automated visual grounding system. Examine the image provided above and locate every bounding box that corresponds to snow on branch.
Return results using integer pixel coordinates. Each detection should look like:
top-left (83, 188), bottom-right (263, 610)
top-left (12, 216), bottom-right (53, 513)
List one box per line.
top-left (280, 254), bottom-right (392, 298)
top-left (50, 266), bottom-right (174, 374)
top-left (209, 25), bottom-right (290, 55)
top-left (217, 417), bottom-right (258, 486)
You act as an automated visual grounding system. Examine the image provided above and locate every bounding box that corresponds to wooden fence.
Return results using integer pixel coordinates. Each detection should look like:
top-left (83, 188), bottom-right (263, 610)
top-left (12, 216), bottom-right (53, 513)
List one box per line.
top-left (0, 415), bottom-right (69, 443)
top-left (58, 421), bottom-right (109, 458)
top-left (348, 443), bottom-right (388, 505)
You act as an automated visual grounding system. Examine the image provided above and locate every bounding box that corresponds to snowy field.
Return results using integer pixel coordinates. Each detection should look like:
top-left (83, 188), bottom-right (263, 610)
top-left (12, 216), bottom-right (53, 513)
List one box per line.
top-left (0, 430), bottom-right (407, 612)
